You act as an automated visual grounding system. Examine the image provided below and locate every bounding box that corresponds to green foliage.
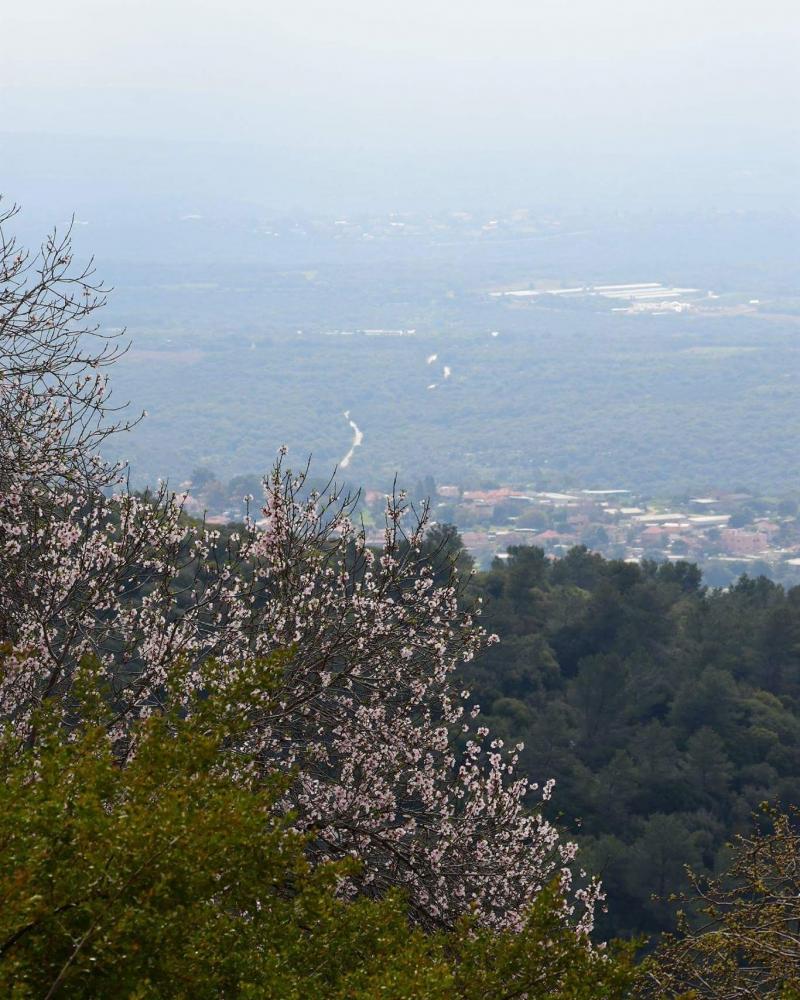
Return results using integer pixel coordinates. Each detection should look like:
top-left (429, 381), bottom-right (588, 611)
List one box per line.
top-left (467, 548), bottom-right (800, 938)
top-left (0, 654), bottom-right (639, 999)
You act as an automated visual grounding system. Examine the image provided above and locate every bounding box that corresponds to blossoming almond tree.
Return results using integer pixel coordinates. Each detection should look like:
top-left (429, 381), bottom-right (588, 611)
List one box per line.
top-left (0, 202), bottom-right (601, 935)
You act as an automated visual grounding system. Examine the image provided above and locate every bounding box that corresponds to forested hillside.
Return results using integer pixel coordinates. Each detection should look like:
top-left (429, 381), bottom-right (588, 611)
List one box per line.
top-left (466, 543), bottom-right (800, 937)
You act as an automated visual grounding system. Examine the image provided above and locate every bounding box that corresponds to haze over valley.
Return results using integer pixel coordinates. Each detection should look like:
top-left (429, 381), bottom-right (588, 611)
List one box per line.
top-left (54, 204), bottom-right (799, 506)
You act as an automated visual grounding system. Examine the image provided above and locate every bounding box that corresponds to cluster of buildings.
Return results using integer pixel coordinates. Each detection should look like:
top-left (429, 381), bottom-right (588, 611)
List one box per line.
top-left (488, 280), bottom-right (761, 317)
top-left (361, 485), bottom-right (800, 586)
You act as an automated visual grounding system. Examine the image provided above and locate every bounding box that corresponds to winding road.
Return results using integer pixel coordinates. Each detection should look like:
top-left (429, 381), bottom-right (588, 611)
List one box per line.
top-left (340, 411), bottom-right (363, 469)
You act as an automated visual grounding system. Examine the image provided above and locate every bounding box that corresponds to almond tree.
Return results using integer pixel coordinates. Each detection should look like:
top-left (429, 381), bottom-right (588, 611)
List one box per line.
top-left (0, 202), bottom-right (601, 935)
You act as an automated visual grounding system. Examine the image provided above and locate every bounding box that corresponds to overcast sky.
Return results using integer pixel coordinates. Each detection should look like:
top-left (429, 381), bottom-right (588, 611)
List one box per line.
top-left (2, 0), bottom-right (799, 211)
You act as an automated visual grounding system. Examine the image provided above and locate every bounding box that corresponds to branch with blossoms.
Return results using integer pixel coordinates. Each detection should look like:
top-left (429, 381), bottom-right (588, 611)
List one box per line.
top-left (0, 198), bottom-right (140, 500)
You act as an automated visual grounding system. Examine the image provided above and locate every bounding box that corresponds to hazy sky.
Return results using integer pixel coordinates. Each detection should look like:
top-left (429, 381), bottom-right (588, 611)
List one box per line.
top-left (2, 0), bottom-right (799, 211)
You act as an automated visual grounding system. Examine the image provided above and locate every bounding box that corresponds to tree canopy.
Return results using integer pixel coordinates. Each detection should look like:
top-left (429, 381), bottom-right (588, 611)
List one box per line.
top-left (466, 545), bottom-right (800, 937)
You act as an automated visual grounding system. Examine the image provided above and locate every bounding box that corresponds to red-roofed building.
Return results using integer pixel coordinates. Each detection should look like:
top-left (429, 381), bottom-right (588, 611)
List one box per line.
top-left (720, 529), bottom-right (769, 556)
top-left (463, 488), bottom-right (513, 504)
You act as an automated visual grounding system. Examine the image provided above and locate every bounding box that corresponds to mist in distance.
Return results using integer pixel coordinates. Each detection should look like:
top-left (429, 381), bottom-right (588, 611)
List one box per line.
top-left (2, 0), bottom-right (799, 215)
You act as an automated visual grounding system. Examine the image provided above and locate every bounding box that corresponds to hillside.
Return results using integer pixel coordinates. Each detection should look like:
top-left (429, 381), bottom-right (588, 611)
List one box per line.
top-left (466, 544), bottom-right (800, 937)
